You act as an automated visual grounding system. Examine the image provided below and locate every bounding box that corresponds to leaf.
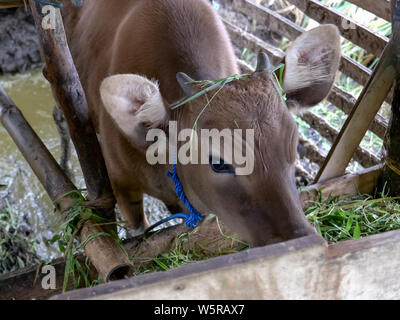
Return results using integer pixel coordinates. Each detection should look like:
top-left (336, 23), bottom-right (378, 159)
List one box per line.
top-left (49, 234), bottom-right (60, 243)
top-left (353, 221), bottom-right (361, 239)
top-left (58, 241), bottom-right (66, 253)
top-left (345, 214), bottom-right (354, 231)
top-left (153, 258), bottom-right (169, 271)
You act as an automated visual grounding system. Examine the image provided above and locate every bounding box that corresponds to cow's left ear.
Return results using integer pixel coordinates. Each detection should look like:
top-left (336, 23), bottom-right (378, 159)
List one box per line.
top-left (282, 24), bottom-right (341, 109)
top-left (100, 74), bottom-right (167, 149)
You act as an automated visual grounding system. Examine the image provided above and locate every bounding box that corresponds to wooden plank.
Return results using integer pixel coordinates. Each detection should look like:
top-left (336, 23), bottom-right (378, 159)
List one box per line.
top-left (346, 0), bottom-right (391, 22)
top-left (0, 216), bottom-right (242, 300)
top-left (223, 18), bottom-right (285, 65)
top-left (225, 0), bottom-right (303, 40)
top-left (286, 0), bottom-right (389, 57)
top-left (299, 164), bottom-right (382, 208)
top-left (298, 136), bottom-right (326, 167)
top-left (327, 228), bottom-right (400, 258)
top-left (51, 228), bottom-right (400, 300)
top-left (221, 1), bottom-right (373, 88)
top-left (339, 55), bottom-right (371, 86)
top-left (296, 163), bottom-right (314, 182)
top-left (327, 87), bottom-right (388, 140)
top-left (226, 16), bottom-right (393, 109)
top-left (315, 41), bottom-right (396, 182)
top-left (300, 111), bottom-right (381, 168)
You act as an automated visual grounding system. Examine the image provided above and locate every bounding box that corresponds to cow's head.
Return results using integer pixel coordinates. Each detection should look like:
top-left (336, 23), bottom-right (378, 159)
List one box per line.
top-left (100, 25), bottom-right (341, 246)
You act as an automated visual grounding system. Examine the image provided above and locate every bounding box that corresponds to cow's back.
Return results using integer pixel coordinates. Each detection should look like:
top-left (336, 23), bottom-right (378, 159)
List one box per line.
top-left (63, 0), bottom-right (239, 128)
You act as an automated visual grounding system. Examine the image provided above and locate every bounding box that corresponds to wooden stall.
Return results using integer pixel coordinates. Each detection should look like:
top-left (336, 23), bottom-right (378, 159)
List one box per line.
top-left (0, 0), bottom-right (400, 299)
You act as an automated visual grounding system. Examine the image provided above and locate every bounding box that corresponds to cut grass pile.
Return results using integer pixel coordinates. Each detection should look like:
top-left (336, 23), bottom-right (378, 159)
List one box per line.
top-left (132, 190), bottom-right (400, 275)
top-left (305, 189), bottom-right (400, 243)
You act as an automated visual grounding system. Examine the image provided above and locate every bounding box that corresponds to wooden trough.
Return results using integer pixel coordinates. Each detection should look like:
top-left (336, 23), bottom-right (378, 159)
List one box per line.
top-left (0, 0), bottom-right (400, 300)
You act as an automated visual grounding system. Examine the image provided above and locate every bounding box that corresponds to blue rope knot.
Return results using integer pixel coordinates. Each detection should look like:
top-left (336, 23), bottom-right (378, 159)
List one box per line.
top-left (166, 164), bottom-right (203, 228)
top-left (145, 163), bottom-right (203, 234)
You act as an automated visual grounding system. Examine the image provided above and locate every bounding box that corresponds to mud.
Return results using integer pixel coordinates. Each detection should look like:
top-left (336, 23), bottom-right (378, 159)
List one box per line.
top-left (0, 7), bottom-right (41, 74)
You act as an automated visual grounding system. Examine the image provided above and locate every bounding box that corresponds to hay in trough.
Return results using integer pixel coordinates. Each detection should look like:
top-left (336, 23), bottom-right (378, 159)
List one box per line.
top-left (305, 188), bottom-right (400, 243)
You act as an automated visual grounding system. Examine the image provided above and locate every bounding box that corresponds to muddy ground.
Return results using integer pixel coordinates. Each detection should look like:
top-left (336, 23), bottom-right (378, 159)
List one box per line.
top-left (0, 7), bottom-right (41, 74)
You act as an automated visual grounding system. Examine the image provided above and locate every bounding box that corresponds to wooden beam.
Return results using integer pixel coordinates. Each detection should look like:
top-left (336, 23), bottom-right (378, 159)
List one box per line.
top-left (315, 40), bottom-right (395, 182)
top-left (223, 18), bottom-right (284, 65)
top-left (328, 87), bottom-right (388, 140)
top-left (298, 136), bottom-right (326, 167)
top-left (300, 111), bottom-right (381, 168)
top-left (285, 0), bottom-right (389, 57)
top-left (0, 216), bottom-right (242, 300)
top-left (300, 165), bottom-right (382, 208)
top-left (220, 6), bottom-right (377, 95)
top-left (51, 228), bottom-right (400, 300)
top-left (346, 0), bottom-right (391, 22)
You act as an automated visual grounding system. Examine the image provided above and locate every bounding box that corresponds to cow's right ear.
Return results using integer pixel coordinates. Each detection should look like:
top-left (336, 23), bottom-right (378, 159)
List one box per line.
top-left (100, 74), bottom-right (167, 149)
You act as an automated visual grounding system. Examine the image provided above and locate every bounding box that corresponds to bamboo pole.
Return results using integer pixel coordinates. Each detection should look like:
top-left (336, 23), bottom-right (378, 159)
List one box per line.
top-left (0, 86), bottom-right (133, 282)
top-left (28, 0), bottom-right (116, 221)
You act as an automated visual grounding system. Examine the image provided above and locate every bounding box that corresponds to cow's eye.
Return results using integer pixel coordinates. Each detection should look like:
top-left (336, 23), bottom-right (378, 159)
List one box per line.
top-left (209, 156), bottom-right (235, 174)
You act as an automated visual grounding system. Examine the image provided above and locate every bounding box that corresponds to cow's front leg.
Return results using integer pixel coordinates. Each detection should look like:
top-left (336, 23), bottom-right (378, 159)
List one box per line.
top-left (115, 190), bottom-right (150, 237)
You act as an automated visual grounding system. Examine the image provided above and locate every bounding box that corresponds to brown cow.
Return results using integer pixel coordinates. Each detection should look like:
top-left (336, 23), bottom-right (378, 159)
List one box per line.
top-left (62, 0), bottom-right (341, 246)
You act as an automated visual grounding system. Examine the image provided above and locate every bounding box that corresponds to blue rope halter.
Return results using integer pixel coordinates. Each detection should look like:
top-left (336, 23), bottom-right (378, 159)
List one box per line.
top-left (145, 163), bottom-right (203, 233)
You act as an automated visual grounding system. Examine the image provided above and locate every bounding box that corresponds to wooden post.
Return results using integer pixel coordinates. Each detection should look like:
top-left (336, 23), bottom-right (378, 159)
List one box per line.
top-left (314, 41), bottom-right (396, 183)
top-left (28, 0), bottom-right (116, 220)
top-left (379, 0), bottom-right (400, 195)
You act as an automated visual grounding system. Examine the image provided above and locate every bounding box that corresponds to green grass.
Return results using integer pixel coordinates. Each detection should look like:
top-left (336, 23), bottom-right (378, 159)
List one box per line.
top-left (130, 187), bottom-right (400, 276)
top-left (305, 188), bottom-right (400, 243)
top-left (49, 189), bottom-right (126, 292)
top-left (131, 218), bottom-right (249, 275)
